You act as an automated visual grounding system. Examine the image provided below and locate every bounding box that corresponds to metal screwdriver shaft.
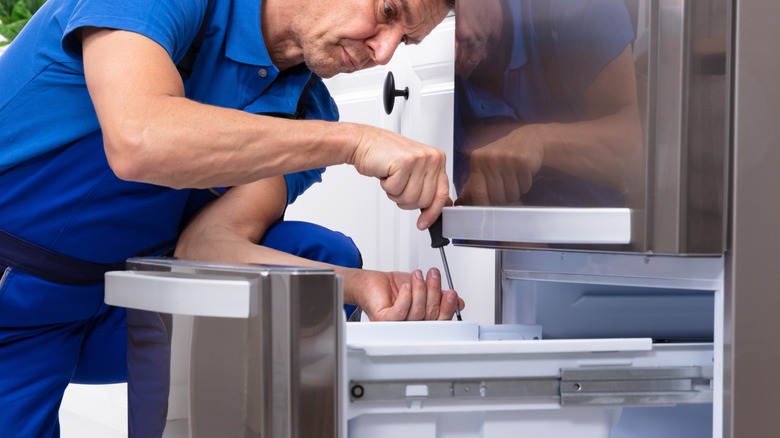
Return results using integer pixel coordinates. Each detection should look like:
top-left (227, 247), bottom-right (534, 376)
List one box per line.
top-left (437, 246), bottom-right (462, 320)
top-left (426, 212), bottom-right (462, 321)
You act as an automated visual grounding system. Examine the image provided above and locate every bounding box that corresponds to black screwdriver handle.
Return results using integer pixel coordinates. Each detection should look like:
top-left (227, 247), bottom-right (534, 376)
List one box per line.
top-left (426, 212), bottom-right (450, 248)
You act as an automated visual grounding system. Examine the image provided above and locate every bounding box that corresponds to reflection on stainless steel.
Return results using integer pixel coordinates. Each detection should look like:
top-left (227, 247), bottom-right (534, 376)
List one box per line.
top-left (454, 0), bottom-right (644, 209)
top-left (106, 257), bottom-right (342, 438)
top-left (453, 0), bottom-right (728, 255)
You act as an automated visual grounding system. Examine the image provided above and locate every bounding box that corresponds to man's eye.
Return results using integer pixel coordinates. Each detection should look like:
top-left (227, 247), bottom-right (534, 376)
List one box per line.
top-left (383, 2), bottom-right (395, 19)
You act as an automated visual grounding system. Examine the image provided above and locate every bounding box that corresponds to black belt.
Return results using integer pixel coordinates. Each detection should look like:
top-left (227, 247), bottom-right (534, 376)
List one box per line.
top-left (0, 228), bottom-right (125, 285)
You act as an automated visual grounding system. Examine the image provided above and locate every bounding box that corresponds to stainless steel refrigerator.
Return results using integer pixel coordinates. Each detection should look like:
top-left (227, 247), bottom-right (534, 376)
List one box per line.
top-left (443, 0), bottom-right (780, 436)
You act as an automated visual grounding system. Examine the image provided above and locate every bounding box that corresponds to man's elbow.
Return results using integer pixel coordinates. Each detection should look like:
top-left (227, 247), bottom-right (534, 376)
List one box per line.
top-left (103, 128), bottom-right (168, 185)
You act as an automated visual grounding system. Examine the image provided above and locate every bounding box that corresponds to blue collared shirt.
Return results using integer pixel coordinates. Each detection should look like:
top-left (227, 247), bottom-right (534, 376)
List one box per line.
top-left (0, 0), bottom-right (332, 204)
top-left (0, 0), bottom-right (335, 262)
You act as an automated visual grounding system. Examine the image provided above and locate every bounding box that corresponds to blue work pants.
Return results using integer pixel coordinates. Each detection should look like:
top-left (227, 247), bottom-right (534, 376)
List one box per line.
top-left (0, 221), bottom-right (361, 437)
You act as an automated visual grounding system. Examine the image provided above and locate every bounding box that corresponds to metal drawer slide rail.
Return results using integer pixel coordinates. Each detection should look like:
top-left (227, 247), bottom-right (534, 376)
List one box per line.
top-left (349, 366), bottom-right (713, 408)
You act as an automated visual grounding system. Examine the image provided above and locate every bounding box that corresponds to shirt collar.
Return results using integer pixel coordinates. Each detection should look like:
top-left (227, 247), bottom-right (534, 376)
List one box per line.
top-left (225, 0), bottom-right (276, 69)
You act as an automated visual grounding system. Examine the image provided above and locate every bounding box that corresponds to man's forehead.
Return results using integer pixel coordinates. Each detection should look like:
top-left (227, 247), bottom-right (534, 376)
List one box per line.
top-left (399, 0), bottom-right (413, 22)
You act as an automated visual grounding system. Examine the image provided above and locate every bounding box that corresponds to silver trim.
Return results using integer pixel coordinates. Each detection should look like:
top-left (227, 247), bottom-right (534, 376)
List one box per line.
top-left (105, 270), bottom-right (258, 318)
top-left (443, 206), bottom-right (631, 244)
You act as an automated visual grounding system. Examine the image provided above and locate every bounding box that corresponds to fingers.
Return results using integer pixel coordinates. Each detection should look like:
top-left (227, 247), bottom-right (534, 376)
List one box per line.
top-left (437, 290), bottom-right (461, 320)
top-left (425, 268), bottom-right (443, 320)
top-left (397, 283), bottom-right (414, 319)
top-left (366, 269), bottom-right (463, 322)
top-left (379, 282), bottom-right (412, 321)
top-left (351, 127), bottom-right (449, 227)
top-left (381, 146), bottom-right (444, 203)
top-left (405, 270), bottom-right (427, 321)
top-left (431, 266), bottom-right (463, 321)
top-left (416, 170), bottom-right (450, 230)
top-left (404, 268), bottom-right (464, 321)
top-left (376, 141), bottom-right (449, 229)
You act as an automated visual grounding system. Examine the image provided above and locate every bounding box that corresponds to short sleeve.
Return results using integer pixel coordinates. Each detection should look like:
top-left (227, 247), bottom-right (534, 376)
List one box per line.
top-left (284, 169), bottom-right (325, 205)
top-left (62, 0), bottom-right (207, 62)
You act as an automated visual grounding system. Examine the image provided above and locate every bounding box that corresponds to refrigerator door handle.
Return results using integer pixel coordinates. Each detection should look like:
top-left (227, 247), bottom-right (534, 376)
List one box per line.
top-left (105, 270), bottom-right (258, 318)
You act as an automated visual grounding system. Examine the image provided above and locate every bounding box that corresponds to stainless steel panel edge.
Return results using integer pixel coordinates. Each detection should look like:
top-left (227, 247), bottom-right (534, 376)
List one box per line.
top-left (645, 0), bottom-right (687, 253)
top-left (104, 270), bottom-right (259, 318)
top-left (269, 271), bottom-right (343, 438)
top-left (443, 206), bottom-right (631, 245)
top-left (725, 0), bottom-right (780, 436)
top-left (109, 257), bottom-right (343, 438)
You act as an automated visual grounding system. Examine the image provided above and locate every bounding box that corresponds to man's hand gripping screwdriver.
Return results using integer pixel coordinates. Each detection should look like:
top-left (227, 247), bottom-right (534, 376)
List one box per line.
top-left (426, 212), bottom-right (462, 321)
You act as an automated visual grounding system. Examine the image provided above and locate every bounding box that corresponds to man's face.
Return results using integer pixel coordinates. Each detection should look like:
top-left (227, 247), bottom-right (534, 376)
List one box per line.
top-left (297, 0), bottom-right (450, 78)
top-left (455, 0), bottom-right (501, 79)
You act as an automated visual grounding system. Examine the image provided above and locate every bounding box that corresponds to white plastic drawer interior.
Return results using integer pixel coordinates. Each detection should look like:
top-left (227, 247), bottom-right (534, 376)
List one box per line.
top-left (344, 321), bottom-right (713, 438)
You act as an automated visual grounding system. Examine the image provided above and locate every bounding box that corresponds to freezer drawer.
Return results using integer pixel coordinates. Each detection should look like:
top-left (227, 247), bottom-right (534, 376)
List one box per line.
top-left (346, 321), bottom-right (713, 438)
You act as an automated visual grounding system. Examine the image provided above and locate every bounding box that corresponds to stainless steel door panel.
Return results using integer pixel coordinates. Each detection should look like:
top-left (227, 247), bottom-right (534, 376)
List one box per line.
top-left (452, 0), bottom-right (729, 255)
top-left (105, 257), bottom-right (343, 438)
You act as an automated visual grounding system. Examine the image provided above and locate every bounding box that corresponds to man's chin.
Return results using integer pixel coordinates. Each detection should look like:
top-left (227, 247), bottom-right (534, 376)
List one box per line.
top-left (305, 63), bottom-right (340, 79)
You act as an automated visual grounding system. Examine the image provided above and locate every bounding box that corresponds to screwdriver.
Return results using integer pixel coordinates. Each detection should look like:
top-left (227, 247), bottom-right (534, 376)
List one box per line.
top-left (426, 212), bottom-right (462, 321)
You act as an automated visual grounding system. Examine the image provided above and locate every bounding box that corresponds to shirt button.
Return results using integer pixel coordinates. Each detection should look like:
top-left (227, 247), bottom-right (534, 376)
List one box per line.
top-left (258, 68), bottom-right (268, 78)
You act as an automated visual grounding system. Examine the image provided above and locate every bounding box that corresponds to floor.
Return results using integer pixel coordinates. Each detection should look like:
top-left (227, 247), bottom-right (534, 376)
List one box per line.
top-left (60, 383), bottom-right (127, 437)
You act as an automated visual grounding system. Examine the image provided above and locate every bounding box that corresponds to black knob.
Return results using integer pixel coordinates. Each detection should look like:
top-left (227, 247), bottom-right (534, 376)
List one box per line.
top-left (383, 71), bottom-right (409, 115)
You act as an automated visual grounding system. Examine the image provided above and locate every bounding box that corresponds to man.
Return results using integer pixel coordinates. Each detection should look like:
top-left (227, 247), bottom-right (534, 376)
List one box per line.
top-left (0, 0), bottom-right (458, 435)
top-left (453, 0), bottom-right (643, 208)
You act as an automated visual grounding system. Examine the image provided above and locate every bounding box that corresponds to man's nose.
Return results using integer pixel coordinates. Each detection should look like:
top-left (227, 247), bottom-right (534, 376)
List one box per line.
top-left (367, 28), bottom-right (403, 65)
